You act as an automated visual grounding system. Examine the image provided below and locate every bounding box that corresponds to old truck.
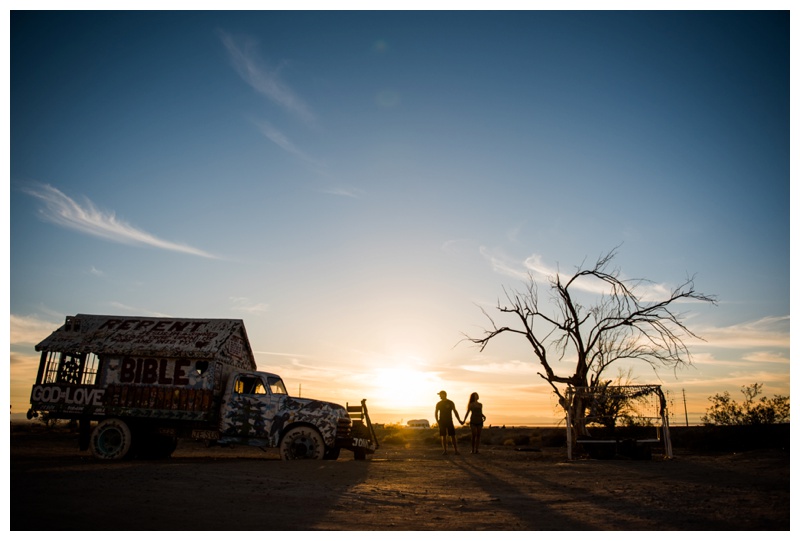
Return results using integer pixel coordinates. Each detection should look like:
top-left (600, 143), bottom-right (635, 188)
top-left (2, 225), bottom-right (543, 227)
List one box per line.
top-left (26, 314), bottom-right (378, 461)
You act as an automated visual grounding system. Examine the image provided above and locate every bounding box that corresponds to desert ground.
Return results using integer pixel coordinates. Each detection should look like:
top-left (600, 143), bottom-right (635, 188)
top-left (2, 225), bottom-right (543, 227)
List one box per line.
top-left (9, 424), bottom-right (790, 531)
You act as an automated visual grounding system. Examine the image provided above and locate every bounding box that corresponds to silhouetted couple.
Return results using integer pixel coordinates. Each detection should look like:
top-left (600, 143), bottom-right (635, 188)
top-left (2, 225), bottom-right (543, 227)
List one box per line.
top-left (435, 391), bottom-right (487, 455)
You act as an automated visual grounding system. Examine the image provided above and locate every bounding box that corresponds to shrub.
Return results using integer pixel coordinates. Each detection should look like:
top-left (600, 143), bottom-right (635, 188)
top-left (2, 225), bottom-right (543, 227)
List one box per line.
top-left (381, 433), bottom-right (408, 446)
top-left (513, 434), bottom-right (530, 446)
top-left (702, 383), bottom-right (790, 426)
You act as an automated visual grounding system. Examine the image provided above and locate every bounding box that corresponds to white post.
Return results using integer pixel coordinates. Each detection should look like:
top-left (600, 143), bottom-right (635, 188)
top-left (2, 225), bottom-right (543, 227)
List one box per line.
top-left (662, 413), bottom-right (673, 458)
top-left (657, 386), bottom-right (673, 459)
top-left (566, 399), bottom-right (573, 460)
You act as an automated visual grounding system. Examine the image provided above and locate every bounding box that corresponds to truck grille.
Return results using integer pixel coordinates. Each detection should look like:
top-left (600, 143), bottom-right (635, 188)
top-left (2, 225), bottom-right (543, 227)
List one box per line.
top-left (337, 416), bottom-right (352, 438)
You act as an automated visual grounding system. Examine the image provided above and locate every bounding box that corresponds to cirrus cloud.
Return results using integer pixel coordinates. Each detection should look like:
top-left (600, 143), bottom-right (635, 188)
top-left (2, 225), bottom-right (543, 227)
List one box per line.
top-left (23, 183), bottom-right (218, 259)
top-left (218, 30), bottom-right (315, 126)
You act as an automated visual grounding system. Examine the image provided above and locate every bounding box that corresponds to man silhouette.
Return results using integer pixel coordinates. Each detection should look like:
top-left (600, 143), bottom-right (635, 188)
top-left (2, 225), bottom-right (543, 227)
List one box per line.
top-left (435, 390), bottom-right (462, 455)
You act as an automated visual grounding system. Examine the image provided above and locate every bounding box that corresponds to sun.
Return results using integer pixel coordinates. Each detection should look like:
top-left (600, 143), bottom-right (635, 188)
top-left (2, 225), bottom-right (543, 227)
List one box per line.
top-left (371, 364), bottom-right (439, 413)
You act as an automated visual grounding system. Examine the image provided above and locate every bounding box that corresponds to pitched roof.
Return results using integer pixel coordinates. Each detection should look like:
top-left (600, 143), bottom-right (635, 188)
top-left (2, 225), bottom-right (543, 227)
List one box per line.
top-left (35, 314), bottom-right (256, 368)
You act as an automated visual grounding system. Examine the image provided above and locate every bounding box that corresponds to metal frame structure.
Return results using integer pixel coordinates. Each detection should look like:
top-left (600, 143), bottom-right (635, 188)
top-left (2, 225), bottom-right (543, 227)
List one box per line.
top-left (565, 384), bottom-right (673, 459)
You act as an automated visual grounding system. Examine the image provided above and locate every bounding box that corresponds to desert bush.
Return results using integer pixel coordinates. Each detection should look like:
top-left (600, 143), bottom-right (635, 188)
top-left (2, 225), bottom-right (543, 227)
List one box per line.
top-left (513, 434), bottom-right (530, 446)
top-left (540, 429), bottom-right (566, 447)
top-left (381, 433), bottom-right (408, 446)
top-left (37, 412), bottom-right (64, 429)
top-left (702, 383), bottom-right (790, 426)
top-left (374, 425), bottom-right (449, 447)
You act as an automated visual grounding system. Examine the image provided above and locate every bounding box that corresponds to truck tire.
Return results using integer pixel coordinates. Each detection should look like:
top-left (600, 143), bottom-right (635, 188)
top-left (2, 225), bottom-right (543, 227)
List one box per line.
top-left (90, 418), bottom-right (133, 460)
top-left (279, 426), bottom-right (324, 460)
top-left (323, 447), bottom-right (341, 460)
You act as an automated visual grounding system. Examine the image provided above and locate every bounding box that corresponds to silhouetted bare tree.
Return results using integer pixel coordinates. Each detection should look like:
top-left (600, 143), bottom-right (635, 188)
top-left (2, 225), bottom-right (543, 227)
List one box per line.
top-left (465, 248), bottom-right (716, 437)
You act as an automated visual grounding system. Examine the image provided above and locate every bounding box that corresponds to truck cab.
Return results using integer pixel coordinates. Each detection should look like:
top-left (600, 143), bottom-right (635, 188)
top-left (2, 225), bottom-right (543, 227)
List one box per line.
top-left (217, 370), bottom-right (357, 460)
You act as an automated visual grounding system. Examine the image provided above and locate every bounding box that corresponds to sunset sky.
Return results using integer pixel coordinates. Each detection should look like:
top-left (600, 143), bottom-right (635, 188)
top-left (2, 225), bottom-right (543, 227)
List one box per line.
top-left (7, 8), bottom-right (791, 427)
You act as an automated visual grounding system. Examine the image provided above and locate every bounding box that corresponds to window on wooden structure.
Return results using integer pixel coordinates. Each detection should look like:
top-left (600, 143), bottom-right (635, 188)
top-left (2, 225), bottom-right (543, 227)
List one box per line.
top-left (40, 351), bottom-right (100, 385)
top-left (80, 353), bottom-right (100, 385)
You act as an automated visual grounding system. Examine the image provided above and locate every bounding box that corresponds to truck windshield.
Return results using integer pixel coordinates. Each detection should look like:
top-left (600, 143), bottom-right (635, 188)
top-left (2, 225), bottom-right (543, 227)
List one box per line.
top-left (235, 376), bottom-right (267, 395)
top-left (267, 377), bottom-right (287, 395)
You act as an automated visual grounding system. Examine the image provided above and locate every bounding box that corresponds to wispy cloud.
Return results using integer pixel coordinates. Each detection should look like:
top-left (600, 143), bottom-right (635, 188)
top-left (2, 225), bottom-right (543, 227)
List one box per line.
top-left (682, 370), bottom-right (791, 392)
top-left (522, 253), bottom-right (557, 281)
top-left (484, 249), bottom-right (681, 300)
top-left (229, 296), bottom-right (269, 314)
top-left (506, 221), bottom-right (526, 243)
top-left (252, 119), bottom-right (316, 163)
top-left (691, 315), bottom-right (790, 350)
top-left (255, 357), bottom-right (357, 392)
top-left (460, 359), bottom-right (540, 375)
top-left (682, 352), bottom-right (741, 367)
top-left (320, 186), bottom-right (364, 199)
top-left (479, 246), bottom-right (530, 280)
top-left (219, 30), bottom-right (315, 125)
top-left (480, 248), bottom-right (567, 284)
top-left (741, 351), bottom-right (790, 364)
top-left (23, 183), bottom-right (218, 259)
top-left (442, 239), bottom-right (473, 256)
top-left (10, 351), bottom-right (40, 369)
top-left (9, 314), bottom-right (60, 346)
top-left (680, 351), bottom-right (787, 370)
top-left (254, 351), bottom-right (312, 359)
top-left (107, 302), bottom-right (174, 317)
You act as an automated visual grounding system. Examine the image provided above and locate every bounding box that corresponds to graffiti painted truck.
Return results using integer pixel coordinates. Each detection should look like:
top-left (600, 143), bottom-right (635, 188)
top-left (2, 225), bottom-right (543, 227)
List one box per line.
top-left (27, 314), bottom-right (378, 461)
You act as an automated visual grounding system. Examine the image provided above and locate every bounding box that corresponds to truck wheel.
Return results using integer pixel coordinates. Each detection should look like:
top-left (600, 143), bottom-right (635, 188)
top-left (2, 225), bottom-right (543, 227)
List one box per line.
top-left (279, 426), bottom-right (324, 460)
top-left (90, 418), bottom-right (133, 460)
top-left (323, 447), bottom-right (341, 460)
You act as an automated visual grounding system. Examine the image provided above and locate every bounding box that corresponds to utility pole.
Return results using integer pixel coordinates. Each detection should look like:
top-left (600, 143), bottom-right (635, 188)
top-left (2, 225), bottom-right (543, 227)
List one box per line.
top-left (299, 383), bottom-right (302, 398)
top-left (682, 389), bottom-right (689, 426)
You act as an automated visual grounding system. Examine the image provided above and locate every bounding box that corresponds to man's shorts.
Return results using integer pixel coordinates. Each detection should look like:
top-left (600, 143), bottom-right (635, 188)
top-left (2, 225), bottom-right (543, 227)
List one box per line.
top-left (439, 421), bottom-right (455, 436)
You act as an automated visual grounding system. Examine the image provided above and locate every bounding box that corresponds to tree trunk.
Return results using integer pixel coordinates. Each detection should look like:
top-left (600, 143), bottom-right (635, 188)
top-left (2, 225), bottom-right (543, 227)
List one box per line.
top-left (568, 393), bottom-right (590, 439)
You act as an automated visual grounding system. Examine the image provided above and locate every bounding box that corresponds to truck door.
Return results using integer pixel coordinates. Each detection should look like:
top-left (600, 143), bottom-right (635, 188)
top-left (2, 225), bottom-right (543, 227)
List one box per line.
top-left (220, 374), bottom-right (281, 440)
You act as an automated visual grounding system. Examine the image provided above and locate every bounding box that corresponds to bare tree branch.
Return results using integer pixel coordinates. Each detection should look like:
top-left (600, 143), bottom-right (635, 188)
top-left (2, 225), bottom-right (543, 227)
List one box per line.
top-left (463, 248), bottom-right (717, 436)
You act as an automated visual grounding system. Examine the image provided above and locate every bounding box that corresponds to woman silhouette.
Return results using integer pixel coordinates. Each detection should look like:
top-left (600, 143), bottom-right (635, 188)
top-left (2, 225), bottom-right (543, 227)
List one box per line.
top-left (463, 392), bottom-right (487, 454)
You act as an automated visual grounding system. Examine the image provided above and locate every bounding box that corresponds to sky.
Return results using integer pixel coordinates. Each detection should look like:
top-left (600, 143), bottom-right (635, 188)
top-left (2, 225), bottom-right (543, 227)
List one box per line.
top-left (6, 8), bottom-right (791, 427)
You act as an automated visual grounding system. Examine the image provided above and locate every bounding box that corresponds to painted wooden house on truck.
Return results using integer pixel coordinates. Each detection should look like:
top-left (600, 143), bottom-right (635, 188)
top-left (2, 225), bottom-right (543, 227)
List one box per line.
top-left (28, 314), bottom-right (377, 461)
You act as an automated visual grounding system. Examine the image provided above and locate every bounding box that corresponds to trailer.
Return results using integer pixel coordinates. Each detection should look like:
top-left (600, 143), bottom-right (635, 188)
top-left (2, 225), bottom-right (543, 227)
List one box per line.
top-left (27, 314), bottom-right (378, 460)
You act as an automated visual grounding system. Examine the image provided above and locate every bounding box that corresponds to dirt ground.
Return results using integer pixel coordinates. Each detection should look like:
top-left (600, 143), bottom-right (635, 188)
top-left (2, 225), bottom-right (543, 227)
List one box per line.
top-left (9, 428), bottom-right (790, 531)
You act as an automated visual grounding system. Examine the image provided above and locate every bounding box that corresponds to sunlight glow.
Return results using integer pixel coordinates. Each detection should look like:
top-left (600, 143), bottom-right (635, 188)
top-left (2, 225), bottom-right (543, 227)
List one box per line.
top-left (370, 362), bottom-right (440, 414)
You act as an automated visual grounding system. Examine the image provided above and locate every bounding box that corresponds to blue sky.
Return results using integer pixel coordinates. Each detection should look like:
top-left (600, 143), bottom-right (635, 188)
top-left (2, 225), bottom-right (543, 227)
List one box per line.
top-left (8, 9), bottom-right (790, 425)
